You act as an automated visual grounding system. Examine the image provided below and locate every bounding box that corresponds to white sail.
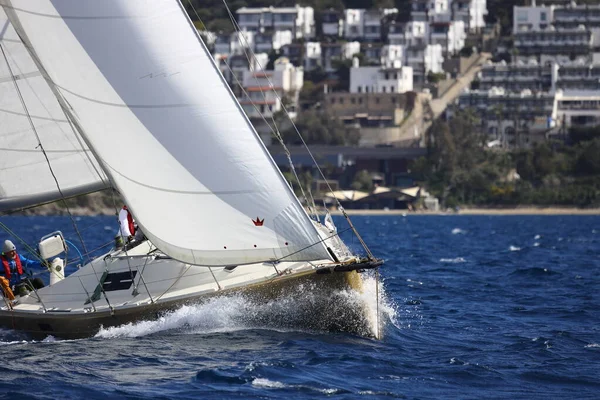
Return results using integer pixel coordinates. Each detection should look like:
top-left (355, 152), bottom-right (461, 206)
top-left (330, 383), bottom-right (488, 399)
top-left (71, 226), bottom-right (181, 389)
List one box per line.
top-left (0, 8), bottom-right (108, 212)
top-left (1, 0), bottom-right (331, 266)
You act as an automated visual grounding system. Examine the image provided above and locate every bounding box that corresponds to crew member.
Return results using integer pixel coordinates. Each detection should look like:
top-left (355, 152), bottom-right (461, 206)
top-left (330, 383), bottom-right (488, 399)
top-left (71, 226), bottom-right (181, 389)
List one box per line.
top-left (0, 240), bottom-right (45, 300)
top-left (119, 205), bottom-right (136, 242)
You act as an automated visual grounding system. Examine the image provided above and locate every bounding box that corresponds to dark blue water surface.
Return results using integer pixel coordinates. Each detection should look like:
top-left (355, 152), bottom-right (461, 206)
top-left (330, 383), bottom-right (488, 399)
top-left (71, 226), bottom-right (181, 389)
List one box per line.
top-left (0, 215), bottom-right (598, 399)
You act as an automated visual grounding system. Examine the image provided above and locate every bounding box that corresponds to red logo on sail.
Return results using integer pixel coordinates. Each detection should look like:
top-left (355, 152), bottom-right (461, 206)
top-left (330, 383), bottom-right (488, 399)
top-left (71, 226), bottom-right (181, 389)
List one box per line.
top-left (252, 217), bottom-right (264, 226)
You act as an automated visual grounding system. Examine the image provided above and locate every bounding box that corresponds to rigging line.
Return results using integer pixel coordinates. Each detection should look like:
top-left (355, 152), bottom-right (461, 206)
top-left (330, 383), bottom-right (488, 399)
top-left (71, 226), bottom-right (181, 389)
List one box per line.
top-left (0, 224), bottom-right (48, 311)
top-left (134, 250), bottom-right (154, 304)
top-left (0, 220), bottom-right (53, 308)
top-left (0, 41), bottom-right (87, 255)
top-left (274, 226), bottom-right (354, 264)
top-left (1, 44), bottom-right (99, 173)
top-left (153, 263), bottom-right (193, 302)
top-left (219, 1), bottom-right (318, 220)
top-left (376, 267), bottom-right (381, 339)
top-left (0, 38), bottom-right (114, 308)
top-left (108, 190), bottom-right (138, 295)
top-left (218, 1), bottom-right (374, 259)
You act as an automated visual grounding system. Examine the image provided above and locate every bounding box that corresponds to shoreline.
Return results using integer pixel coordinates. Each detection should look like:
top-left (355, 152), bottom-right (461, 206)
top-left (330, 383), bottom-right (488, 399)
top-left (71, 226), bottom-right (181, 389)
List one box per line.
top-left (329, 207), bottom-right (600, 216)
top-left (9, 206), bottom-right (600, 217)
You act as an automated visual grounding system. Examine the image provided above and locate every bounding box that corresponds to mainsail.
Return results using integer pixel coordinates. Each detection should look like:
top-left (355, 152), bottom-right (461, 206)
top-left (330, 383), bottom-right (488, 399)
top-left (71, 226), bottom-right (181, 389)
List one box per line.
top-left (1, 0), bottom-right (332, 266)
top-left (0, 7), bottom-right (108, 212)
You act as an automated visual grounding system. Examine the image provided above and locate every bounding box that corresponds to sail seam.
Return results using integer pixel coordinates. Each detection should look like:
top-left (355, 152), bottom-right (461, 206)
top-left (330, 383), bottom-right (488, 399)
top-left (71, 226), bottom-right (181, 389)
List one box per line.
top-left (0, 4), bottom-right (131, 20)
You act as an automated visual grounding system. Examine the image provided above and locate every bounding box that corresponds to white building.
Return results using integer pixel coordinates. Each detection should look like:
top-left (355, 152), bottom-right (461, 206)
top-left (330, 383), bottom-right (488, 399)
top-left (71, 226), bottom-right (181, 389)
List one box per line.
top-left (391, 21), bottom-right (428, 47)
top-left (423, 44), bottom-right (444, 74)
top-left (344, 8), bottom-right (398, 41)
top-left (321, 41), bottom-right (361, 72)
top-left (381, 45), bottom-right (405, 67)
top-left (513, 5), bottom-right (553, 34)
top-left (322, 9), bottom-right (343, 37)
top-left (239, 57), bottom-right (303, 120)
top-left (430, 20), bottom-right (466, 55)
top-left (344, 9), bottom-right (365, 39)
top-left (391, 18), bottom-right (466, 55)
top-left (304, 42), bottom-right (322, 70)
top-left (215, 52), bottom-right (269, 90)
top-left (350, 60), bottom-right (413, 94)
top-left (213, 31), bottom-right (255, 56)
top-left (254, 30), bottom-right (292, 53)
top-left (236, 6), bottom-right (315, 39)
top-left (452, 0), bottom-right (487, 32)
top-left (556, 90), bottom-right (600, 128)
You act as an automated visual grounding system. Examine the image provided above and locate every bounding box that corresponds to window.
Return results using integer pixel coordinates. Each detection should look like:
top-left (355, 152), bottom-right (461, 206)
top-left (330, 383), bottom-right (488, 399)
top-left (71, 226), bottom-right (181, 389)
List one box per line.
top-left (540, 12), bottom-right (547, 22)
top-left (357, 86), bottom-right (362, 93)
top-left (390, 86), bottom-right (395, 92)
top-left (384, 73), bottom-right (389, 80)
top-left (351, 98), bottom-right (356, 104)
top-left (366, 86), bottom-right (370, 93)
top-left (382, 86), bottom-right (387, 93)
top-left (331, 97), bottom-right (336, 104)
top-left (517, 11), bottom-right (528, 22)
top-left (340, 98), bottom-right (344, 104)
top-left (358, 97), bottom-right (363, 104)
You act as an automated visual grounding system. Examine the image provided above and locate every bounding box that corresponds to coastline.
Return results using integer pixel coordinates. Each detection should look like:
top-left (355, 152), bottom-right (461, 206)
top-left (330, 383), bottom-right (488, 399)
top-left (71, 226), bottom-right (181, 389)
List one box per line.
top-left (22, 207), bottom-right (600, 217)
top-left (329, 207), bottom-right (600, 216)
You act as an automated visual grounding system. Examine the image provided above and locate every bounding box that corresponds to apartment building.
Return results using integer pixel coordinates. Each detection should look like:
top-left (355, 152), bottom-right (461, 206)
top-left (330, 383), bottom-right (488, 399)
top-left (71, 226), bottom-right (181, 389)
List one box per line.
top-left (238, 57), bottom-right (303, 120)
top-left (458, 87), bottom-right (557, 148)
top-left (452, 0), bottom-right (487, 32)
top-left (513, 5), bottom-right (554, 33)
top-left (514, 27), bottom-right (595, 65)
top-left (236, 6), bottom-right (315, 39)
top-left (321, 42), bottom-right (361, 72)
top-left (556, 91), bottom-right (600, 127)
top-left (410, 0), bottom-right (487, 32)
top-left (322, 9), bottom-right (343, 37)
top-left (478, 60), bottom-right (556, 92)
top-left (350, 60), bottom-right (414, 94)
top-left (344, 8), bottom-right (398, 41)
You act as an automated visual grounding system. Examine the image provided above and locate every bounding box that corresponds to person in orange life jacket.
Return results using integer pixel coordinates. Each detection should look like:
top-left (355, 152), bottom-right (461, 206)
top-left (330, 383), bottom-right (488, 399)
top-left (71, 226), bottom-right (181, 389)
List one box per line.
top-left (119, 205), bottom-right (136, 243)
top-left (0, 240), bottom-right (45, 300)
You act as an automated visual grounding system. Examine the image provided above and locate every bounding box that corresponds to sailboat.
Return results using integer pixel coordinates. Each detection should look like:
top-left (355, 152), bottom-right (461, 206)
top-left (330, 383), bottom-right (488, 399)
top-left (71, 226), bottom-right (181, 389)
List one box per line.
top-left (0, 1), bottom-right (383, 339)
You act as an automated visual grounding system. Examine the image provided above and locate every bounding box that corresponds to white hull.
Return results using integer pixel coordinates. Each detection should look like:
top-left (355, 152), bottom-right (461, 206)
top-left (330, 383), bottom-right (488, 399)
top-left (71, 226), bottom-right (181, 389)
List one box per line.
top-left (0, 239), bottom-right (379, 339)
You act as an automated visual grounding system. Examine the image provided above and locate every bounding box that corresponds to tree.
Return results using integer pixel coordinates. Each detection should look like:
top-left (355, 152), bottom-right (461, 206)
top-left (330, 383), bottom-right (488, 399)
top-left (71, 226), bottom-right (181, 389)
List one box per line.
top-left (351, 170), bottom-right (373, 191)
top-left (575, 138), bottom-right (600, 176)
top-left (281, 109), bottom-right (359, 145)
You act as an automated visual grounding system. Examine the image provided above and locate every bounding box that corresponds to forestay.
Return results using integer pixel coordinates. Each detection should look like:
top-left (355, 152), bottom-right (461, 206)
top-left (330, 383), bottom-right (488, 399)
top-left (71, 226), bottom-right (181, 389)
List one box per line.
top-left (0, 7), bottom-right (108, 212)
top-left (1, 0), bottom-right (331, 266)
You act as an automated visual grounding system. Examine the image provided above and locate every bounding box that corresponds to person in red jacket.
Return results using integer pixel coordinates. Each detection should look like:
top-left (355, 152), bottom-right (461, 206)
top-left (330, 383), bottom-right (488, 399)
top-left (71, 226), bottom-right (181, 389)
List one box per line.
top-left (0, 240), bottom-right (44, 300)
top-left (119, 205), bottom-right (136, 242)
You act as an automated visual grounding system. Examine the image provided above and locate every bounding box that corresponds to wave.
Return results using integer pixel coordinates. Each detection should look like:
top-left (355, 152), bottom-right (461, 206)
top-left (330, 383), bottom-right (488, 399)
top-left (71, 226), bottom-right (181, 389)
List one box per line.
top-left (95, 273), bottom-right (397, 340)
top-left (509, 245), bottom-right (521, 252)
top-left (440, 257), bottom-right (466, 263)
top-left (510, 267), bottom-right (557, 277)
top-left (451, 228), bottom-right (466, 235)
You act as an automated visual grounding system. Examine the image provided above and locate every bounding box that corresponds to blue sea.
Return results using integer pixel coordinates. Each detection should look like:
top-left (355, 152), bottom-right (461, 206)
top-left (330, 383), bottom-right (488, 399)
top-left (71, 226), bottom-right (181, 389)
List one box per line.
top-left (0, 214), bottom-right (598, 399)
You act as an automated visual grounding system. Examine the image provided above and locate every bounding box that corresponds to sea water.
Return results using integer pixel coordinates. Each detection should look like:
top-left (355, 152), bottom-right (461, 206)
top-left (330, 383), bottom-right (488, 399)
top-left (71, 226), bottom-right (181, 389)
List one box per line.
top-left (0, 214), bottom-right (598, 399)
